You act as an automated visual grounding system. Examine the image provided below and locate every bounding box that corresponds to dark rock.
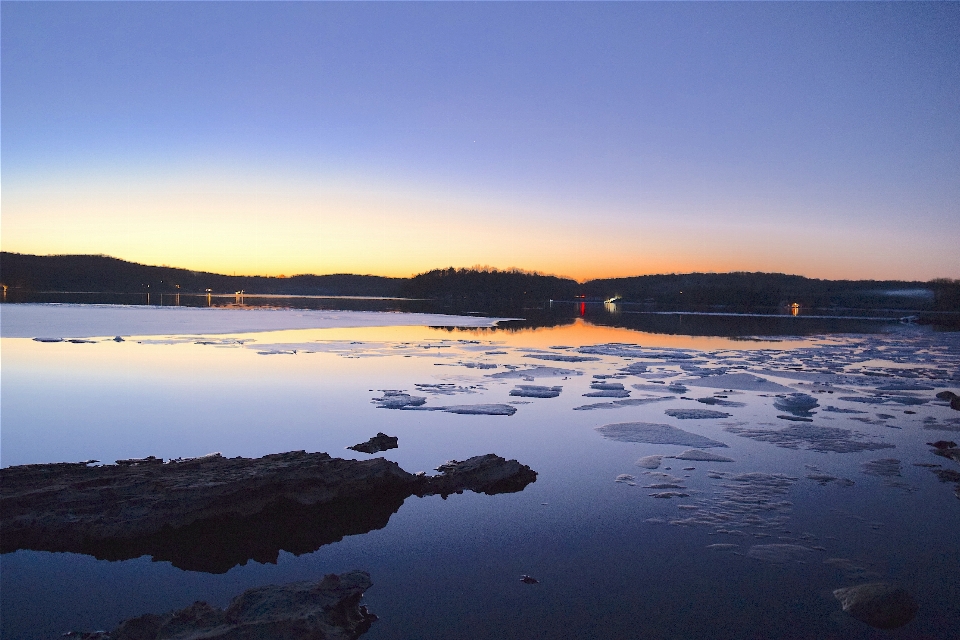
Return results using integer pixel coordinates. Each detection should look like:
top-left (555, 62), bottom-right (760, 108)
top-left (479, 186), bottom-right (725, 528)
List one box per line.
top-left (72, 571), bottom-right (376, 639)
top-left (833, 582), bottom-right (918, 630)
top-left (431, 455), bottom-right (538, 496)
top-left (1, 451), bottom-right (536, 573)
top-left (520, 575), bottom-right (539, 584)
top-left (927, 440), bottom-right (957, 449)
top-left (932, 447), bottom-right (960, 464)
top-left (348, 433), bottom-right (399, 454)
top-left (933, 468), bottom-right (960, 483)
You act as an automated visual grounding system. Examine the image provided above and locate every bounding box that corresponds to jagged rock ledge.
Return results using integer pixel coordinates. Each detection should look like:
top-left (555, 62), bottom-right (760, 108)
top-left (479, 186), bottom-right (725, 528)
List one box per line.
top-left (65, 571), bottom-right (377, 640)
top-left (1, 451), bottom-right (536, 572)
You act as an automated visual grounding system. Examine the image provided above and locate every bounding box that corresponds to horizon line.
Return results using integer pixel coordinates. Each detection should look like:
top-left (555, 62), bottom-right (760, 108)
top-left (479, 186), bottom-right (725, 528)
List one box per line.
top-left (1, 251), bottom-right (954, 286)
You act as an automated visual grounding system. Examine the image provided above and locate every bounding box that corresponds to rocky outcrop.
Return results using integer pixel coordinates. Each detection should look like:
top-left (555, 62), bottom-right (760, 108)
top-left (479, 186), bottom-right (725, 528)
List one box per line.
top-left (66, 571), bottom-right (377, 639)
top-left (347, 433), bottom-right (398, 454)
top-left (833, 582), bottom-right (918, 630)
top-left (1, 451), bottom-right (536, 573)
top-left (935, 390), bottom-right (960, 411)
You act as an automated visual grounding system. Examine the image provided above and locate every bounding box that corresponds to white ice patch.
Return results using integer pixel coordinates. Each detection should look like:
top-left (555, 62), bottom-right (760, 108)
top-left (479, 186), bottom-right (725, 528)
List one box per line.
top-left (683, 373), bottom-right (793, 392)
top-left (595, 422), bottom-right (728, 448)
top-left (487, 366), bottom-right (581, 379)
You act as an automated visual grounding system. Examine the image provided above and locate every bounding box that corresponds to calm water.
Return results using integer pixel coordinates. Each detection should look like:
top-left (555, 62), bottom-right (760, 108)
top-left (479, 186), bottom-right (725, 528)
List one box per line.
top-left (2, 310), bottom-right (959, 639)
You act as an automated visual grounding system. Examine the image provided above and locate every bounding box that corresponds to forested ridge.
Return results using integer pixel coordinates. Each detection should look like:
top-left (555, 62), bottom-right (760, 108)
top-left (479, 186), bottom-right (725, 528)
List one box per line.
top-left (2, 252), bottom-right (957, 312)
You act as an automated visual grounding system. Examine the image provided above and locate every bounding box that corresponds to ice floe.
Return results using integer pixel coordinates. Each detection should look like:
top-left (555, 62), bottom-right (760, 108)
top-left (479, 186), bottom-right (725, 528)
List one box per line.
top-left (664, 409), bottom-right (732, 419)
top-left (595, 422), bottom-right (727, 448)
top-left (670, 449), bottom-right (734, 462)
top-left (487, 366), bottom-right (581, 379)
top-left (723, 422), bottom-right (895, 453)
top-left (662, 471), bottom-right (797, 536)
top-left (523, 353), bottom-right (599, 363)
top-left (683, 373), bottom-right (793, 392)
top-left (372, 392), bottom-right (516, 415)
top-left (772, 393), bottom-right (819, 417)
top-left (636, 455), bottom-right (664, 469)
top-left (572, 396), bottom-right (674, 411)
top-left (509, 385), bottom-right (562, 398)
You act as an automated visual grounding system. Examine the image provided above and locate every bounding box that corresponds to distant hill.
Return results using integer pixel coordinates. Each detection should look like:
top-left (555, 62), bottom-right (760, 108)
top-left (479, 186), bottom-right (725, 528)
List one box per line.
top-left (2, 252), bottom-right (956, 313)
top-left (0, 253), bottom-right (404, 297)
top-left (581, 272), bottom-right (955, 312)
top-left (400, 267), bottom-right (579, 310)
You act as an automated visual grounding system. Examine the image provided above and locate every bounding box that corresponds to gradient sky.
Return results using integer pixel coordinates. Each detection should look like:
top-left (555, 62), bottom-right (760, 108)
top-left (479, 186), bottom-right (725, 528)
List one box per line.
top-left (2, 2), bottom-right (958, 281)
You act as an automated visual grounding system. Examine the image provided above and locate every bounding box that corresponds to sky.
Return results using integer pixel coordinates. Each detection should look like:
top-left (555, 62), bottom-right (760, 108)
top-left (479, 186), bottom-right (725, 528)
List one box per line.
top-left (2, 2), bottom-right (958, 281)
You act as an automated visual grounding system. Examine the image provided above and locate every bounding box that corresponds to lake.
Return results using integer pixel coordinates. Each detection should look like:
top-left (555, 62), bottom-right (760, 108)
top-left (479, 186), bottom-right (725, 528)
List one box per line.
top-left (1, 303), bottom-right (958, 639)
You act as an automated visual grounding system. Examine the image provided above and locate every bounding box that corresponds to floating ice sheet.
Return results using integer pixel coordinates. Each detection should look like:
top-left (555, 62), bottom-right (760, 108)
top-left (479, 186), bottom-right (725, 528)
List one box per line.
top-left (664, 409), bottom-right (732, 420)
top-left (509, 385), bottom-right (562, 398)
top-left (670, 449), bottom-right (734, 462)
top-left (487, 366), bottom-right (581, 379)
top-left (723, 422), bottom-right (895, 453)
top-left (573, 396), bottom-right (674, 411)
top-left (595, 422), bottom-right (727, 448)
top-left (523, 353), bottom-right (599, 363)
top-left (682, 373), bottom-right (793, 392)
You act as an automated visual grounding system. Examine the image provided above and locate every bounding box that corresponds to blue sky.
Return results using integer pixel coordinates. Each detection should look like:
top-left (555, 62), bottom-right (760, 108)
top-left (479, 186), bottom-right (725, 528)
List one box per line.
top-left (2, 2), bottom-right (958, 280)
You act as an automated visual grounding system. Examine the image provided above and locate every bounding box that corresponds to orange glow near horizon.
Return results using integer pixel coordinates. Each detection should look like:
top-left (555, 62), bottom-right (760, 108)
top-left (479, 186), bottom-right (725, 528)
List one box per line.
top-left (2, 168), bottom-right (957, 282)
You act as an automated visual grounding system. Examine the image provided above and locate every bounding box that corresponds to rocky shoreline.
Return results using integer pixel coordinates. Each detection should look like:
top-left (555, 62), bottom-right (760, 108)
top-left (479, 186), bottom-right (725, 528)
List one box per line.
top-left (65, 571), bottom-right (378, 639)
top-left (1, 450), bottom-right (537, 573)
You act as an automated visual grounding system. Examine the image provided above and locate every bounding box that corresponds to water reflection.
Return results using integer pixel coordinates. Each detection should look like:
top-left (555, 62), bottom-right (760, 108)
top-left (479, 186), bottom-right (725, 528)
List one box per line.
top-left (61, 492), bottom-right (412, 574)
top-left (4, 291), bottom-right (952, 334)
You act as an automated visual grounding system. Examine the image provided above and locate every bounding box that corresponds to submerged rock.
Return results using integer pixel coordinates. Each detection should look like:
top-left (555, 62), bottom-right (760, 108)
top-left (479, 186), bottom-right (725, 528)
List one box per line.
top-left (595, 422), bottom-right (728, 448)
top-left (833, 582), bottom-right (918, 630)
top-left (72, 571), bottom-right (377, 639)
top-left (348, 433), bottom-right (399, 454)
top-left (0, 451), bottom-right (536, 572)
